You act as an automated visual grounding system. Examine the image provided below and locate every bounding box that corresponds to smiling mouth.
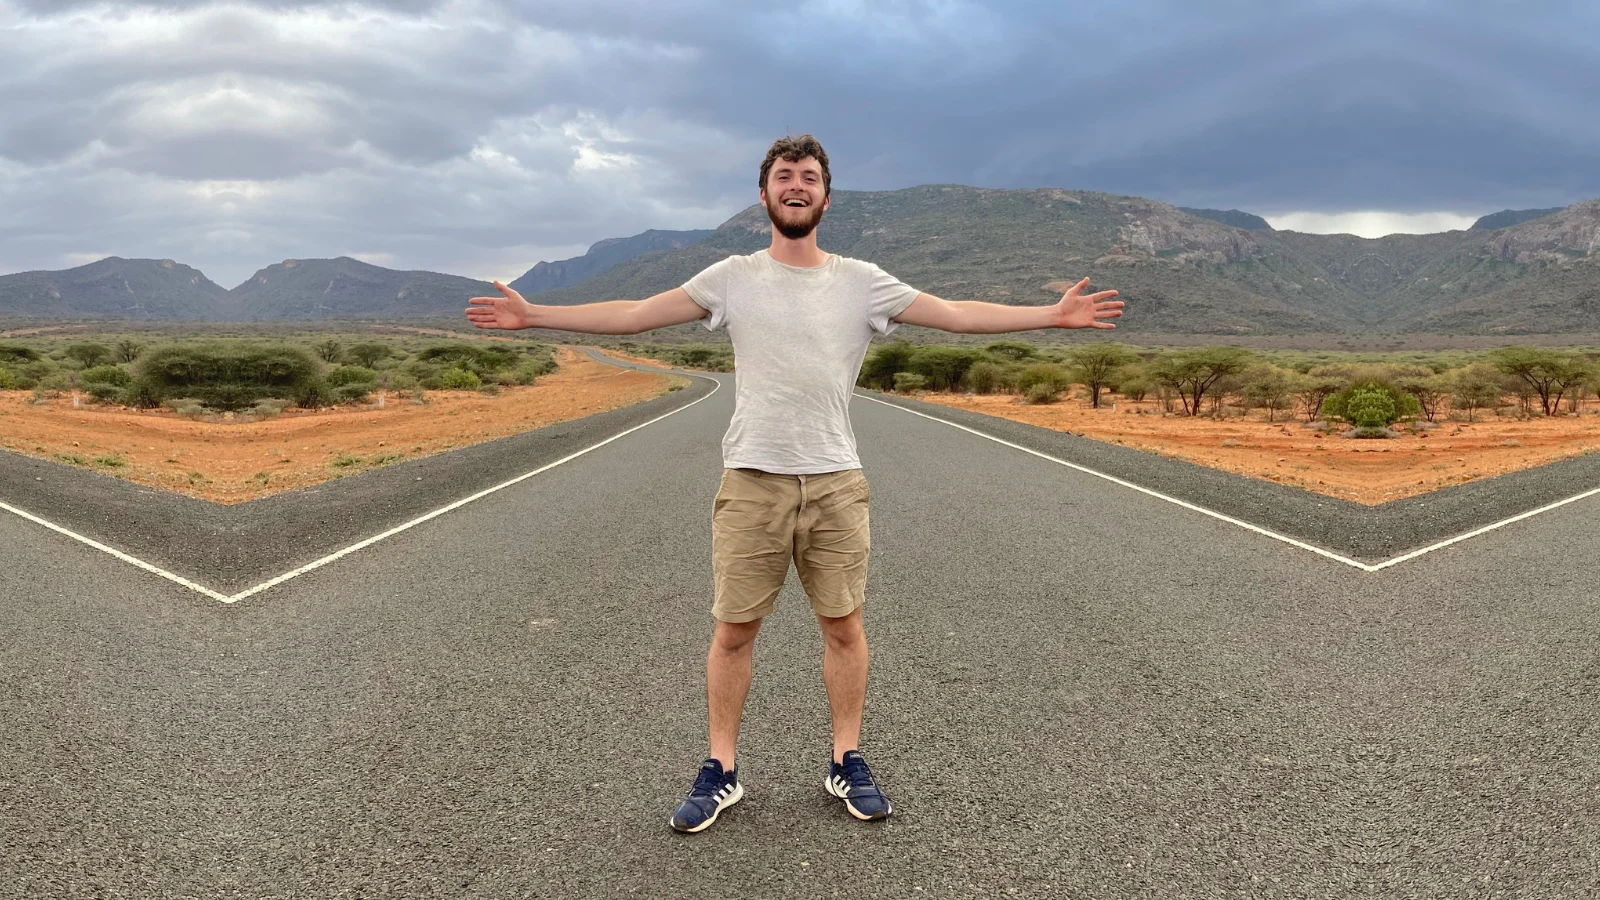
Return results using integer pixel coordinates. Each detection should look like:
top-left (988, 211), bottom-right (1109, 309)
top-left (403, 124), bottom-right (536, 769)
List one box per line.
top-left (783, 199), bottom-right (809, 208)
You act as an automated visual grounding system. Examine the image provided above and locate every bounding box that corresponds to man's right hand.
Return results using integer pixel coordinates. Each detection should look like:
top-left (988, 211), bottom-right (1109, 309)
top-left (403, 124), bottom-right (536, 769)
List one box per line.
top-left (465, 281), bottom-right (534, 330)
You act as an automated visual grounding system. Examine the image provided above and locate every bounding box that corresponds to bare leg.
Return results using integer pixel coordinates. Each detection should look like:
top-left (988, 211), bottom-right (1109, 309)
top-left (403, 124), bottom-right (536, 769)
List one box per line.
top-left (817, 607), bottom-right (869, 763)
top-left (707, 618), bottom-right (762, 770)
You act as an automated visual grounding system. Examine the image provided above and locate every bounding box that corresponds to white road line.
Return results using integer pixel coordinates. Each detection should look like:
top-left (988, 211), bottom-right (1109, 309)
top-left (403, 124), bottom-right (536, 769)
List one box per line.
top-left (858, 392), bottom-right (1600, 572)
top-left (1, 377), bottom-right (718, 603)
top-left (855, 392), bottom-right (1378, 572)
top-left (224, 376), bottom-right (719, 603)
top-left (0, 499), bottom-right (232, 601)
top-left (1365, 483), bottom-right (1600, 571)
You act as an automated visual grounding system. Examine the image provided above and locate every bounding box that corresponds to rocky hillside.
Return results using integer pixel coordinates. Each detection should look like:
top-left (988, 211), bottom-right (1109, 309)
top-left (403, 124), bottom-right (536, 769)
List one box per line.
top-left (1178, 208), bottom-right (1273, 231)
top-left (0, 257), bottom-right (227, 319)
top-left (1471, 207), bottom-right (1564, 231)
top-left (5, 192), bottom-right (1600, 334)
top-left (533, 186), bottom-right (1351, 335)
top-left (227, 257), bottom-right (493, 320)
top-left (508, 229), bottom-right (713, 295)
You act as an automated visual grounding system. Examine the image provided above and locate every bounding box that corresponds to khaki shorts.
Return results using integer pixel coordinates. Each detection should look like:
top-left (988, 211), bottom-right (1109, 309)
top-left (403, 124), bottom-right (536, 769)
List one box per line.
top-left (711, 467), bottom-right (872, 622)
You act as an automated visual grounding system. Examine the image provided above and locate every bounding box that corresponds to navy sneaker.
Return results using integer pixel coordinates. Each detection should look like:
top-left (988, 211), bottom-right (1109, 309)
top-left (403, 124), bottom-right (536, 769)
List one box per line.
top-left (825, 750), bottom-right (892, 820)
top-left (669, 758), bottom-right (743, 833)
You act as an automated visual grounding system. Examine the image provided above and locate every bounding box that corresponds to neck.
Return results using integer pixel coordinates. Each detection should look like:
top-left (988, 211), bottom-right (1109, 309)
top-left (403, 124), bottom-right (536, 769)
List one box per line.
top-left (767, 234), bottom-right (828, 268)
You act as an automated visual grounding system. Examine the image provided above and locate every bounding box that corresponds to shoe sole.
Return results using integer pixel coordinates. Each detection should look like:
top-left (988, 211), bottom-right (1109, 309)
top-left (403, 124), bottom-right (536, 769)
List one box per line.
top-left (824, 775), bottom-right (892, 821)
top-left (669, 782), bottom-right (743, 833)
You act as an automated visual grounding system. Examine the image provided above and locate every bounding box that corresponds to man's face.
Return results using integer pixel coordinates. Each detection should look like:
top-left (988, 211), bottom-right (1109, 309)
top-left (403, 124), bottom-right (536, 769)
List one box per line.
top-left (761, 156), bottom-right (829, 239)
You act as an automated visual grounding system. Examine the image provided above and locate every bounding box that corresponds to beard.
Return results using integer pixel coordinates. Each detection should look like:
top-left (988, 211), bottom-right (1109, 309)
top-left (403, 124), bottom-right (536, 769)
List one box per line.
top-left (765, 195), bottom-right (826, 239)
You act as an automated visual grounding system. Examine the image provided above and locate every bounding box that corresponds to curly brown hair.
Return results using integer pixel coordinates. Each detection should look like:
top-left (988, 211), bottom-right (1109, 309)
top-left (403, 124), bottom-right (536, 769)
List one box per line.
top-left (759, 134), bottom-right (831, 198)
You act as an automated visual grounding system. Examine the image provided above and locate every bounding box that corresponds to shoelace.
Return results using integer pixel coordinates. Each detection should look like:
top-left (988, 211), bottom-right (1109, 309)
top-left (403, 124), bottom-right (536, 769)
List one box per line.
top-left (689, 765), bottom-right (727, 799)
top-left (841, 757), bottom-right (878, 792)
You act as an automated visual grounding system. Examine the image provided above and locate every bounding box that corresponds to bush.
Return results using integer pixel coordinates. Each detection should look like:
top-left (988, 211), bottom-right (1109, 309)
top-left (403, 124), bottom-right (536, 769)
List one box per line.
top-left (1025, 382), bottom-right (1061, 404)
top-left (294, 379), bottom-right (331, 409)
top-left (1345, 387), bottom-right (1397, 428)
top-left (0, 366), bottom-right (17, 390)
top-left (440, 367), bottom-right (482, 390)
top-left (326, 365), bottom-right (379, 387)
top-left (1015, 363), bottom-right (1073, 395)
top-left (81, 365), bottom-right (132, 387)
top-left (85, 382), bottom-right (126, 404)
top-left (330, 383), bottom-right (373, 404)
top-left (1324, 381), bottom-right (1418, 427)
top-left (253, 398), bottom-right (291, 417)
top-left (136, 342), bottom-right (322, 411)
top-left (859, 341), bottom-right (914, 390)
top-left (892, 372), bottom-right (927, 392)
top-left (965, 361), bottom-right (1004, 394)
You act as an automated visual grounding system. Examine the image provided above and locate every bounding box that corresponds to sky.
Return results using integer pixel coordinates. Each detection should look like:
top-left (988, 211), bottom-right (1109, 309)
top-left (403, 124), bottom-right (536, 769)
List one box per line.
top-left (1, 0), bottom-right (1597, 288)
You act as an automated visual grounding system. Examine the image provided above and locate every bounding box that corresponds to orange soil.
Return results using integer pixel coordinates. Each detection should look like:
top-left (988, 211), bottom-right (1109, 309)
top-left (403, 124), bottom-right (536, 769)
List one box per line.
top-left (0, 347), bottom-right (685, 504)
top-left (907, 392), bottom-right (1600, 505)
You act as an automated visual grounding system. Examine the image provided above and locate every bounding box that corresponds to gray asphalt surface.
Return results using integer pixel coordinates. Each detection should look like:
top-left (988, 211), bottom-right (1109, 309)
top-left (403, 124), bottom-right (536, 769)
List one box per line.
top-left (1, 357), bottom-right (1598, 898)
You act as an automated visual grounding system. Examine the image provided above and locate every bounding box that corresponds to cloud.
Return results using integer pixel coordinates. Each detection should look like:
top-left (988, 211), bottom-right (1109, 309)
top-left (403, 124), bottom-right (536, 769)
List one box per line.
top-left (1264, 211), bottom-right (1480, 237)
top-left (1, 0), bottom-right (1598, 288)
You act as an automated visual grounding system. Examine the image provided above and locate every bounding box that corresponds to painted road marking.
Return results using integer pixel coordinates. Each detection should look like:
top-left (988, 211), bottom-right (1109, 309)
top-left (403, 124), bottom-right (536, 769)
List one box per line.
top-left (5, 376), bottom-right (1597, 599)
top-left (1, 377), bottom-right (718, 603)
top-left (856, 392), bottom-right (1600, 574)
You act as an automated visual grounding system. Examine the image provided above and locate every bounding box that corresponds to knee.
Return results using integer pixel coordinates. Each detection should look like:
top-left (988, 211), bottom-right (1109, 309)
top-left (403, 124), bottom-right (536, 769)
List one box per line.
top-left (711, 619), bottom-right (761, 657)
top-left (818, 615), bottom-right (866, 652)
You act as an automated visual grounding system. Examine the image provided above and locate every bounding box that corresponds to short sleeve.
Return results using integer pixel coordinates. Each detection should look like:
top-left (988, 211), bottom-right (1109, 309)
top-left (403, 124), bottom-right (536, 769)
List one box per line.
top-left (681, 257), bottom-right (733, 332)
top-left (865, 264), bottom-right (921, 336)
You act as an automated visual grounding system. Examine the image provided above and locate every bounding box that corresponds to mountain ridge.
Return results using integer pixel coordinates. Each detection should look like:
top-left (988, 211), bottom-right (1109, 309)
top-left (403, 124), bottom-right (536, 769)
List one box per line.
top-left (4, 196), bottom-right (1597, 334)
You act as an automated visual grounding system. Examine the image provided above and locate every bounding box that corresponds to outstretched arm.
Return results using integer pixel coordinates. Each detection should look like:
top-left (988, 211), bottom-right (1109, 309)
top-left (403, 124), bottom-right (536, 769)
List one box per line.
top-left (892, 278), bottom-right (1122, 334)
top-left (465, 282), bottom-right (708, 335)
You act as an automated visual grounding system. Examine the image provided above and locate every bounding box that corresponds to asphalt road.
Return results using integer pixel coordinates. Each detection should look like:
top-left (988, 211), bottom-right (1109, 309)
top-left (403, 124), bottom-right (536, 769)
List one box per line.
top-left (1, 359), bottom-right (1597, 898)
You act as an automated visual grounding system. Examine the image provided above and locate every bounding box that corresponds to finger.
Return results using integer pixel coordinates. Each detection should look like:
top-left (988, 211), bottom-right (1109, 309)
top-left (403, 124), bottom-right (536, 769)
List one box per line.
top-left (468, 296), bottom-right (499, 305)
top-left (1093, 321), bottom-right (1116, 329)
top-left (494, 280), bottom-right (518, 300)
top-left (1089, 290), bottom-right (1119, 300)
top-left (1095, 300), bottom-right (1125, 308)
top-left (1097, 309), bottom-right (1123, 318)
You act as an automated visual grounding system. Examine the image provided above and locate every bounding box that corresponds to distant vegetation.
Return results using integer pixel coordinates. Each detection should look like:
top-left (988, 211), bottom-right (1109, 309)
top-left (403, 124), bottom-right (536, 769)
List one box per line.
top-left (0, 331), bottom-right (557, 417)
top-left (858, 340), bottom-right (1600, 434)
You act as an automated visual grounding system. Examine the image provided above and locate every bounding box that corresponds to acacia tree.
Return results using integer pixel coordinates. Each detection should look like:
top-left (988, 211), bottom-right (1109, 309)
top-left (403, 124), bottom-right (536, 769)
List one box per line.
top-left (1150, 346), bottom-right (1253, 416)
top-left (1291, 365), bottom-right (1350, 423)
top-left (346, 342), bottom-right (393, 368)
top-left (1065, 342), bottom-right (1136, 408)
top-left (64, 342), bottom-right (113, 369)
top-left (1240, 364), bottom-right (1294, 422)
top-left (115, 339), bottom-right (145, 363)
top-left (1489, 347), bottom-right (1590, 416)
top-left (1394, 368), bottom-right (1450, 423)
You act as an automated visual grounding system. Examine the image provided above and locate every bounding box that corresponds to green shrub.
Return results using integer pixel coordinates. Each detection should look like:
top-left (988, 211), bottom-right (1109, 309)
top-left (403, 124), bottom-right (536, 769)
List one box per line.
top-left (1025, 382), bottom-right (1061, 404)
top-left (440, 367), bottom-right (482, 390)
top-left (1345, 387), bottom-right (1396, 430)
top-left (907, 346), bottom-right (985, 391)
top-left (859, 341), bottom-right (914, 390)
top-left (136, 342), bottom-right (321, 411)
top-left (1015, 363), bottom-right (1073, 395)
top-left (330, 383), bottom-right (373, 404)
top-left (85, 382), bottom-right (126, 404)
top-left (382, 371), bottom-right (421, 392)
top-left (81, 365), bottom-right (132, 386)
top-left (0, 366), bottom-right (17, 390)
top-left (892, 372), bottom-right (927, 392)
top-left (1324, 381), bottom-right (1418, 427)
top-left (965, 361), bottom-right (1004, 394)
top-left (294, 379), bottom-right (331, 409)
top-left (326, 365), bottom-right (379, 387)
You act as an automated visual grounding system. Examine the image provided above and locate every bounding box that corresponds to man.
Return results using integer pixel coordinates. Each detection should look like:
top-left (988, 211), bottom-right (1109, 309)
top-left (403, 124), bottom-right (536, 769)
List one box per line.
top-left (465, 134), bottom-right (1123, 833)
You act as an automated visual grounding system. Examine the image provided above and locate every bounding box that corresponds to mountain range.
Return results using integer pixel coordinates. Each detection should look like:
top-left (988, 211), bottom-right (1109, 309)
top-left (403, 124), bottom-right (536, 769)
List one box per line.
top-left (2, 189), bottom-right (1594, 334)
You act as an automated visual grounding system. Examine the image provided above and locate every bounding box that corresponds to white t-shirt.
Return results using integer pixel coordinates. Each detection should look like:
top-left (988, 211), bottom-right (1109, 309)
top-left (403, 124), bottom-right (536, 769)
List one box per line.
top-left (681, 249), bottom-right (921, 474)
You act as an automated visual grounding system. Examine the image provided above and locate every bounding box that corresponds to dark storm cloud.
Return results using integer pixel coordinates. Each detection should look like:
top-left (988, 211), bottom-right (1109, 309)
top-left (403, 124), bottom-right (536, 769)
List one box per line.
top-left (1, 0), bottom-right (1596, 286)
